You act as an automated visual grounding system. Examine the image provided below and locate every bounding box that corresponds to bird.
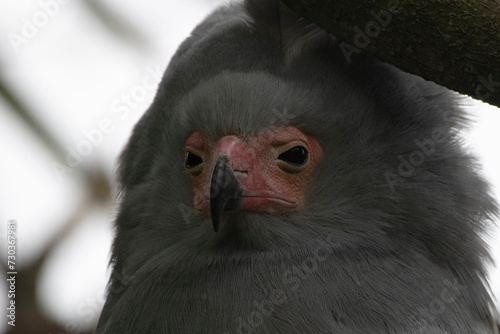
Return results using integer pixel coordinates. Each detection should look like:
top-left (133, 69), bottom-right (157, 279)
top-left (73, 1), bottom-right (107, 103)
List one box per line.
top-left (96, 0), bottom-right (499, 333)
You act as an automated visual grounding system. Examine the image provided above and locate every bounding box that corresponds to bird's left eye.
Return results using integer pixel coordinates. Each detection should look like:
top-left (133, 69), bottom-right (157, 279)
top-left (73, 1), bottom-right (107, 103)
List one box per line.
top-left (278, 145), bottom-right (309, 166)
top-left (276, 145), bottom-right (309, 173)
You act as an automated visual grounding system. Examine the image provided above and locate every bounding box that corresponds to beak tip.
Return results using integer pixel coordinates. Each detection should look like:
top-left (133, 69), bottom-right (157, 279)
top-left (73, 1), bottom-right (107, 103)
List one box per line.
top-left (212, 214), bottom-right (219, 232)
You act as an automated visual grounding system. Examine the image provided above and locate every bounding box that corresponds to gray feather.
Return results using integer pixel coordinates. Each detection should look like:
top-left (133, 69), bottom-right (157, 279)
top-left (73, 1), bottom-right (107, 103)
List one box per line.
top-left (96, 1), bottom-right (499, 333)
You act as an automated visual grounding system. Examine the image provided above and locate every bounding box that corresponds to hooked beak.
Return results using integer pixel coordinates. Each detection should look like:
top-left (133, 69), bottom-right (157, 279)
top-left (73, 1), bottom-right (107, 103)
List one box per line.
top-left (210, 155), bottom-right (244, 232)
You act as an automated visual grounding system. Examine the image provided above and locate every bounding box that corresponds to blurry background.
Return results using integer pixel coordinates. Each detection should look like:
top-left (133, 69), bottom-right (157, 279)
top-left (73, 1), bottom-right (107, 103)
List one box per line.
top-left (0, 1), bottom-right (498, 333)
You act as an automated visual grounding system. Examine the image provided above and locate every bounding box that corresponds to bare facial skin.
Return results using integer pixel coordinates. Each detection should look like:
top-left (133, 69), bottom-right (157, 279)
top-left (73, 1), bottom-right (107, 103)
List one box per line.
top-left (185, 126), bottom-right (323, 221)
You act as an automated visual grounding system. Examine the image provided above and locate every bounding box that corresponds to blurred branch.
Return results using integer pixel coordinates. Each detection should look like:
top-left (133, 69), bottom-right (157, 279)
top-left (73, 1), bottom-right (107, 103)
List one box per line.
top-left (0, 75), bottom-right (67, 162)
top-left (0, 72), bottom-right (110, 183)
top-left (1, 63), bottom-right (113, 334)
top-left (82, 0), bottom-right (150, 49)
top-left (38, 168), bottom-right (112, 267)
top-left (12, 168), bottom-right (112, 334)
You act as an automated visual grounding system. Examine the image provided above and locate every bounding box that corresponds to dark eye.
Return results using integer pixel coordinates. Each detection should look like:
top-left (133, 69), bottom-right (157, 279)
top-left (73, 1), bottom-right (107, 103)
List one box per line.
top-left (185, 151), bottom-right (203, 169)
top-left (277, 146), bottom-right (309, 166)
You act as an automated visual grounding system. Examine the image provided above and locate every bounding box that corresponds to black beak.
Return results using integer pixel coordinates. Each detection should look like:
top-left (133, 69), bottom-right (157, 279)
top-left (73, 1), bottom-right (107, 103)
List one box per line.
top-left (210, 155), bottom-right (244, 232)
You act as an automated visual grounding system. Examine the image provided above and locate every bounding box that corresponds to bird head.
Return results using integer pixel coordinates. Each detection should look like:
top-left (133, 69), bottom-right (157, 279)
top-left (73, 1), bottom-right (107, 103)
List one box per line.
top-left (170, 71), bottom-right (335, 249)
top-left (112, 0), bottom-right (496, 262)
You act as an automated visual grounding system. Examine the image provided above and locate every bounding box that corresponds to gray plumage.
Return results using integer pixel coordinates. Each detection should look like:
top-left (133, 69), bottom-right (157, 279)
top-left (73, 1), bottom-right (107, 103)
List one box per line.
top-left (96, 1), bottom-right (499, 333)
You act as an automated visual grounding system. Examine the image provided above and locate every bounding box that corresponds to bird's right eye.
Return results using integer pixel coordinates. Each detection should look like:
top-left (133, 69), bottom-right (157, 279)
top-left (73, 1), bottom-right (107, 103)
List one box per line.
top-left (185, 151), bottom-right (203, 169)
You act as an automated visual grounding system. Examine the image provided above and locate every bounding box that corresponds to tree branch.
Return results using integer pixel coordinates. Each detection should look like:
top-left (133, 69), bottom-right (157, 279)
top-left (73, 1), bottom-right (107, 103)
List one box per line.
top-left (280, 0), bottom-right (500, 108)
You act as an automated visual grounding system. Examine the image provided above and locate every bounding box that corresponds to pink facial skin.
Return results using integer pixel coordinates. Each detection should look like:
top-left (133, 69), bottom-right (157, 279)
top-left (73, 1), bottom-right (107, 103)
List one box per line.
top-left (185, 126), bottom-right (323, 217)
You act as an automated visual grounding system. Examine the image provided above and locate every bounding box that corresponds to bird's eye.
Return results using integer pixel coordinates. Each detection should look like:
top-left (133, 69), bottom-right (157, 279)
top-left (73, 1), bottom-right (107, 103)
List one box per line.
top-left (278, 146), bottom-right (309, 166)
top-left (185, 151), bottom-right (203, 169)
top-left (276, 145), bottom-right (309, 173)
